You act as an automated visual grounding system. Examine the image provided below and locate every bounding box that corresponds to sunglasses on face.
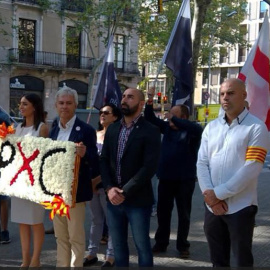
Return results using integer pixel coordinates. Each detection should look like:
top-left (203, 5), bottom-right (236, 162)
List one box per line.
top-left (99, 110), bottom-right (113, 116)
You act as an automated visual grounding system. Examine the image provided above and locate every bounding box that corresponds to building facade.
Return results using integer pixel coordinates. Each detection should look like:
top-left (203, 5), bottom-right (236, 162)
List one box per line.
top-left (143, 0), bottom-right (268, 118)
top-left (194, 0), bottom-right (269, 106)
top-left (0, 0), bottom-right (141, 120)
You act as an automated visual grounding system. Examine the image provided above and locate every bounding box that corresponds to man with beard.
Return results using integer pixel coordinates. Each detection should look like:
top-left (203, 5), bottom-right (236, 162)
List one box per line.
top-left (100, 88), bottom-right (161, 267)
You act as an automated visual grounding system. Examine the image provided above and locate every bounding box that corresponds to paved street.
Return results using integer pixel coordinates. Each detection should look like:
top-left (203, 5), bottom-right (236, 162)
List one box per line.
top-left (1, 169), bottom-right (270, 268)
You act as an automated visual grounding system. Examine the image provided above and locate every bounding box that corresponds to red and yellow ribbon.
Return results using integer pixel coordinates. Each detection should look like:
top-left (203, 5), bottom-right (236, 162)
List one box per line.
top-left (41, 195), bottom-right (70, 220)
top-left (0, 122), bottom-right (15, 139)
top-left (246, 146), bottom-right (267, 164)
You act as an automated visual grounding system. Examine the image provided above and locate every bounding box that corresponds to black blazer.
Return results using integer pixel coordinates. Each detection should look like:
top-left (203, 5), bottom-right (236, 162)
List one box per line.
top-left (100, 116), bottom-right (161, 207)
top-left (50, 117), bottom-right (99, 203)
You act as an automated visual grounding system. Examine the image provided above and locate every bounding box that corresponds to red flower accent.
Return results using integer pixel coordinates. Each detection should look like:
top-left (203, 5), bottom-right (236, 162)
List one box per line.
top-left (41, 195), bottom-right (70, 220)
top-left (10, 142), bottom-right (40, 186)
top-left (0, 122), bottom-right (15, 139)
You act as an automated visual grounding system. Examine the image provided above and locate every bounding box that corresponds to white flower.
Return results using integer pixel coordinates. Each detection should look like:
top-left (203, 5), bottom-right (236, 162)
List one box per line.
top-left (0, 135), bottom-right (76, 207)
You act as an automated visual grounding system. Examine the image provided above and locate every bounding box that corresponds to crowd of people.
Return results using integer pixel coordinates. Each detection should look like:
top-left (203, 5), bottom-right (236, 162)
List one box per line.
top-left (0, 78), bottom-right (269, 268)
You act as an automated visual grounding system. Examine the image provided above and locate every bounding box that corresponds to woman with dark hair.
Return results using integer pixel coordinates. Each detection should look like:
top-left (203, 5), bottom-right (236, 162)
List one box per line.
top-left (11, 93), bottom-right (48, 268)
top-left (84, 103), bottom-right (121, 268)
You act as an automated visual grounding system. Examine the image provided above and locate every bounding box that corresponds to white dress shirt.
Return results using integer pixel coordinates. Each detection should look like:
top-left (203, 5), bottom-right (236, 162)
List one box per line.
top-left (57, 115), bottom-right (76, 142)
top-left (197, 108), bottom-right (270, 214)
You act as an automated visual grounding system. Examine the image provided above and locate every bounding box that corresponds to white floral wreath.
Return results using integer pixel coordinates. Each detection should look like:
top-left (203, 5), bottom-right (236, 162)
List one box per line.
top-left (0, 134), bottom-right (78, 218)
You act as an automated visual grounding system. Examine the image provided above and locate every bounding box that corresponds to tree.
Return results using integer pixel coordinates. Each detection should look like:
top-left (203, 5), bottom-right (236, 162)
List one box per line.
top-left (0, 0), bottom-right (145, 107)
top-left (31, 0), bottom-right (144, 107)
top-left (193, 0), bottom-right (248, 73)
top-left (138, 0), bottom-right (182, 93)
top-left (138, 0), bottom-right (248, 85)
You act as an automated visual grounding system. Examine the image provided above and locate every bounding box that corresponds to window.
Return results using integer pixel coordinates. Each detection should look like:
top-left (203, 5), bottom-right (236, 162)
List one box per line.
top-left (66, 26), bottom-right (81, 68)
top-left (77, 94), bottom-right (86, 109)
top-left (246, 2), bottom-right (251, 20)
top-left (147, 62), bottom-right (158, 75)
top-left (114, 35), bottom-right (125, 69)
top-left (259, 22), bottom-right (263, 32)
top-left (19, 19), bottom-right (36, 64)
top-left (260, 1), bottom-right (268, 18)
top-left (210, 88), bottom-right (219, 104)
top-left (238, 46), bottom-right (246, 62)
top-left (149, 80), bottom-right (165, 95)
top-left (240, 25), bottom-right (247, 41)
top-left (220, 67), bottom-right (228, 84)
top-left (219, 47), bottom-right (227, 64)
top-left (202, 69), bottom-right (209, 85)
top-left (201, 88), bottom-right (208, 104)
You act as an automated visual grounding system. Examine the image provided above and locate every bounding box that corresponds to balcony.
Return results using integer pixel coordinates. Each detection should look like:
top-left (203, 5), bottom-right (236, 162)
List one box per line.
top-left (219, 56), bottom-right (227, 64)
top-left (238, 55), bottom-right (246, 63)
top-left (60, 0), bottom-right (91, 12)
top-left (12, 0), bottom-right (40, 4)
top-left (8, 49), bottom-right (96, 70)
top-left (114, 61), bottom-right (140, 75)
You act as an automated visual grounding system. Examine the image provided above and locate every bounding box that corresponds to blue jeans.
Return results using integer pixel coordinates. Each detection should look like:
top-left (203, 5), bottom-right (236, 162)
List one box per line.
top-left (107, 202), bottom-right (153, 267)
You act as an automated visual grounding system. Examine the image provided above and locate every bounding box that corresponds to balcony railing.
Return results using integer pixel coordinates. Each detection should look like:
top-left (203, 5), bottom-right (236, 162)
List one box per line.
top-left (12, 0), bottom-right (40, 4)
top-left (238, 55), bottom-right (246, 63)
top-left (219, 56), bottom-right (227, 64)
top-left (115, 61), bottom-right (140, 75)
top-left (8, 49), bottom-right (140, 75)
top-left (8, 49), bottom-right (96, 70)
top-left (60, 0), bottom-right (91, 12)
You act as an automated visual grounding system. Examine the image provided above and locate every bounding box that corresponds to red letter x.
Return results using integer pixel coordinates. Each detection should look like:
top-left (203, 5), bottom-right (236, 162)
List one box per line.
top-left (10, 142), bottom-right (40, 186)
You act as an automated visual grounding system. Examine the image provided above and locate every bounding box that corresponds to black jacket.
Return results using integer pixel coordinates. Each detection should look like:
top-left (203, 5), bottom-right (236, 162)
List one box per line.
top-left (144, 104), bottom-right (202, 181)
top-left (50, 117), bottom-right (99, 203)
top-left (100, 116), bottom-right (161, 207)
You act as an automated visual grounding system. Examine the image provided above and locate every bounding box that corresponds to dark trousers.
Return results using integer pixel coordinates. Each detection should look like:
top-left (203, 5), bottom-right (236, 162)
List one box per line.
top-left (204, 204), bottom-right (257, 267)
top-left (154, 179), bottom-right (195, 251)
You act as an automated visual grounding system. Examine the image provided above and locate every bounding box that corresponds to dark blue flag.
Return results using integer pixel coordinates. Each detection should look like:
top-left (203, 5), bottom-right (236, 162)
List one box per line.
top-left (93, 36), bottom-right (122, 110)
top-left (163, 0), bottom-right (193, 108)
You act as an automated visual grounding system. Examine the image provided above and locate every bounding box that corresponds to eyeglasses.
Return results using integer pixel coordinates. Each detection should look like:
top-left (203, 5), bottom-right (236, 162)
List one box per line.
top-left (99, 110), bottom-right (113, 116)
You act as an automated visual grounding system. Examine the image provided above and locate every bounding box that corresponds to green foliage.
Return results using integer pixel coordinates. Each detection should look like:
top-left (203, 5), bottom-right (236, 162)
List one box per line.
top-left (199, 0), bottom-right (248, 66)
top-left (138, 0), bottom-right (182, 64)
top-left (138, 0), bottom-right (248, 72)
top-left (36, 0), bottom-right (52, 11)
top-left (48, 0), bottom-right (144, 107)
top-left (56, 0), bottom-right (143, 54)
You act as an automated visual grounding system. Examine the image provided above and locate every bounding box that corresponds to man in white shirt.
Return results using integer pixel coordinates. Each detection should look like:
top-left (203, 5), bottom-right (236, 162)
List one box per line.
top-left (50, 87), bottom-right (99, 267)
top-left (197, 78), bottom-right (270, 267)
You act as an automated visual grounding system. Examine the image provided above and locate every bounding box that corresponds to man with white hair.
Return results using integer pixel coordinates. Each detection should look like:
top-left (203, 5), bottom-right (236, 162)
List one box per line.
top-left (50, 86), bottom-right (99, 267)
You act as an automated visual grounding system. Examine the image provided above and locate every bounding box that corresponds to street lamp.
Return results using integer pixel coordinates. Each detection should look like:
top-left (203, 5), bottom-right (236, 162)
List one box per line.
top-left (204, 10), bottom-right (237, 124)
